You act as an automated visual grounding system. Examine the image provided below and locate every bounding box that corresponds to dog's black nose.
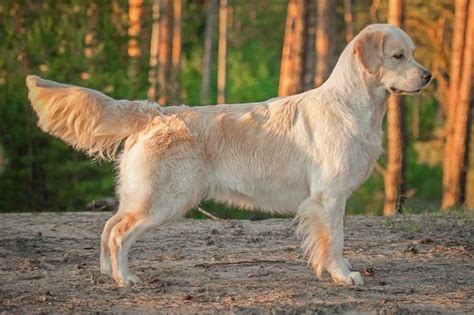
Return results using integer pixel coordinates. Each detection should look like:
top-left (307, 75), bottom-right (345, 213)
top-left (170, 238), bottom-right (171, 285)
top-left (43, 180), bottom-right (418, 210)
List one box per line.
top-left (422, 70), bottom-right (432, 82)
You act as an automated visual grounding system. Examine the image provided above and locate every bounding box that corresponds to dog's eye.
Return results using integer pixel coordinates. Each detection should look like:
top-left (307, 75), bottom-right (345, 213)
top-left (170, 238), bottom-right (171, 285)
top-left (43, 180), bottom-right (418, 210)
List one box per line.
top-left (393, 53), bottom-right (404, 60)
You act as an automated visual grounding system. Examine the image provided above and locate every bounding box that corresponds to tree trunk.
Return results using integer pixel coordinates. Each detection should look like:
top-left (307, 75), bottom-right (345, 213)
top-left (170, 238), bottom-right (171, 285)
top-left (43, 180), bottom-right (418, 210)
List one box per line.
top-left (217, 0), bottom-right (228, 104)
top-left (127, 0), bottom-right (143, 80)
top-left (278, 0), bottom-right (305, 96)
top-left (148, 0), bottom-right (161, 101)
top-left (370, 0), bottom-right (381, 23)
top-left (383, 0), bottom-right (406, 216)
top-left (171, 0), bottom-right (182, 104)
top-left (442, 0), bottom-right (474, 210)
top-left (157, 0), bottom-right (173, 105)
top-left (442, 0), bottom-right (471, 208)
top-left (315, 0), bottom-right (336, 87)
top-left (466, 125), bottom-right (474, 208)
top-left (343, 0), bottom-right (353, 43)
top-left (201, 0), bottom-right (219, 104)
top-left (302, 0), bottom-right (316, 91)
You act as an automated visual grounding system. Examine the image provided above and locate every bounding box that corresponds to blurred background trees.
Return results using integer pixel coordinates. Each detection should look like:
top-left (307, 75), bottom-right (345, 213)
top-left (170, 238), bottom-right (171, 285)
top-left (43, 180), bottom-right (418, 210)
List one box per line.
top-left (442, 0), bottom-right (473, 210)
top-left (0, 0), bottom-right (472, 215)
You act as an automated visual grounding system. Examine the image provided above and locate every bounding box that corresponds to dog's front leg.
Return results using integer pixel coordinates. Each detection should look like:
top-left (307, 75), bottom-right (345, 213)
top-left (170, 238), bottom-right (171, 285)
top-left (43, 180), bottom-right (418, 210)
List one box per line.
top-left (296, 195), bottom-right (363, 285)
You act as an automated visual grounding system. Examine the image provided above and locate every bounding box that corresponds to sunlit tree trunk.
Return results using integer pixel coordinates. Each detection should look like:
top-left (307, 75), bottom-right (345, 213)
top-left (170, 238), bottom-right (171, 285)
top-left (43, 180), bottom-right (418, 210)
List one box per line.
top-left (315, 0), bottom-right (336, 87)
top-left (370, 0), bottom-right (381, 23)
top-left (171, 0), bottom-right (182, 104)
top-left (217, 0), bottom-right (228, 104)
top-left (148, 0), bottom-right (180, 105)
top-left (442, 0), bottom-right (474, 210)
top-left (148, 0), bottom-right (160, 101)
top-left (201, 0), bottom-right (219, 104)
top-left (279, 0), bottom-right (305, 96)
top-left (127, 0), bottom-right (143, 80)
top-left (466, 127), bottom-right (474, 208)
top-left (343, 0), bottom-right (353, 43)
top-left (443, 0), bottom-right (468, 178)
top-left (157, 0), bottom-right (173, 105)
top-left (383, 0), bottom-right (406, 216)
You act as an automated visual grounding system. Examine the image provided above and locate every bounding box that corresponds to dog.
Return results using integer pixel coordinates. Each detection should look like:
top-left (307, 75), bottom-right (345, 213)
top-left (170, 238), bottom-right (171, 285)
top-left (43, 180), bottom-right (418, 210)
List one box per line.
top-left (26, 24), bottom-right (431, 287)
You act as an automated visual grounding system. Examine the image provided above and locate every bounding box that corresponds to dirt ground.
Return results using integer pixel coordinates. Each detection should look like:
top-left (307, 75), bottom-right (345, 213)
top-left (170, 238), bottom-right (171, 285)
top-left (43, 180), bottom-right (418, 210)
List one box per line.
top-left (0, 212), bottom-right (472, 314)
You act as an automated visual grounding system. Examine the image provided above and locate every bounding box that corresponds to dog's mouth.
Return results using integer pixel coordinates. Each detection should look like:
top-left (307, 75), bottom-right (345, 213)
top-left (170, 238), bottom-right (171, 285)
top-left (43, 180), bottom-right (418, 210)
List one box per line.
top-left (389, 87), bottom-right (422, 95)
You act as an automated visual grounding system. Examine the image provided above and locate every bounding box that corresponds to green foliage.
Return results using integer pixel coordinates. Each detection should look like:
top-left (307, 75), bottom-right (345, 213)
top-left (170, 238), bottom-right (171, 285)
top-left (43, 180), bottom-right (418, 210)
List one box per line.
top-left (0, 0), bottom-right (129, 211)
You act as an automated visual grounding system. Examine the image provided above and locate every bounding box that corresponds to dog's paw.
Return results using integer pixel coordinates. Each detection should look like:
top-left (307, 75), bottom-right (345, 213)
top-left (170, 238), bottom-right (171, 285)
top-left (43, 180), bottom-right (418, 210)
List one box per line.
top-left (349, 271), bottom-right (364, 285)
top-left (332, 271), bottom-right (364, 286)
top-left (115, 274), bottom-right (142, 287)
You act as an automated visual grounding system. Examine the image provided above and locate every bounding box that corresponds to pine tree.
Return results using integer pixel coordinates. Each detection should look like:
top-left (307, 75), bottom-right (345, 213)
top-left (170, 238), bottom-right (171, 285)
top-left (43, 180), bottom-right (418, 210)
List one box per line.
top-left (442, 0), bottom-right (474, 209)
top-left (315, 0), bottom-right (336, 87)
top-left (383, 0), bottom-right (407, 215)
top-left (217, 0), bottom-right (228, 104)
top-left (278, 0), bottom-right (305, 96)
top-left (201, 0), bottom-right (219, 104)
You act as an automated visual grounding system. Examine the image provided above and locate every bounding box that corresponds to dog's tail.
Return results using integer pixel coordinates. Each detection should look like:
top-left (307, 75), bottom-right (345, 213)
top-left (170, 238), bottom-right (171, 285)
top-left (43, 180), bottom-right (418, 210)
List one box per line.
top-left (26, 75), bottom-right (161, 160)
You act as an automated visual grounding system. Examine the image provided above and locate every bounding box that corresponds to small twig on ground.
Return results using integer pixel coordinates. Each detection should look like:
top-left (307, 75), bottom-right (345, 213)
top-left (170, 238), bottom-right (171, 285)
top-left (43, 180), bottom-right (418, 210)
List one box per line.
top-left (197, 207), bottom-right (222, 221)
top-left (194, 259), bottom-right (289, 268)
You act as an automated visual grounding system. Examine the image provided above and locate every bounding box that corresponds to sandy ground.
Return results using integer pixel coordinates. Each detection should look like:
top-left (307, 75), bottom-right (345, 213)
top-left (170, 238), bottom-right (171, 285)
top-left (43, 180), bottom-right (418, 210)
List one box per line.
top-left (0, 212), bottom-right (472, 314)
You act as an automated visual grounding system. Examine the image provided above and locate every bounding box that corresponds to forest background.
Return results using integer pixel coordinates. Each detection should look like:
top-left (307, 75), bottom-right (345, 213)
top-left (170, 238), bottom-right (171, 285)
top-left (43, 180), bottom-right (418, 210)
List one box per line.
top-left (0, 0), bottom-right (473, 217)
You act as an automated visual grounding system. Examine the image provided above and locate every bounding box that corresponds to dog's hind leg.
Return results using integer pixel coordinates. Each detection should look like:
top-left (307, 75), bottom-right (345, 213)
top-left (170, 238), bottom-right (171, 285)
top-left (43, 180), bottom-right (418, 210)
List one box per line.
top-left (108, 194), bottom-right (201, 286)
top-left (108, 210), bottom-right (154, 286)
top-left (100, 213), bottom-right (122, 275)
top-left (296, 194), bottom-right (363, 286)
top-left (106, 115), bottom-right (204, 286)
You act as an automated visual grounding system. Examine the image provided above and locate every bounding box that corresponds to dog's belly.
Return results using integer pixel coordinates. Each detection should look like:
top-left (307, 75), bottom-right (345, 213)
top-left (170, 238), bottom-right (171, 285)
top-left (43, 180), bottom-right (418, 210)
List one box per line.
top-left (207, 170), bottom-right (310, 213)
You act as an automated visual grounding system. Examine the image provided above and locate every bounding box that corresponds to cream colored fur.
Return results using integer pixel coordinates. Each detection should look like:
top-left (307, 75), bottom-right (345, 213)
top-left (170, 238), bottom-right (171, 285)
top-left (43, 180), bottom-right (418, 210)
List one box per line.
top-left (26, 24), bottom-right (431, 287)
top-left (26, 76), bottom-right (162, 159)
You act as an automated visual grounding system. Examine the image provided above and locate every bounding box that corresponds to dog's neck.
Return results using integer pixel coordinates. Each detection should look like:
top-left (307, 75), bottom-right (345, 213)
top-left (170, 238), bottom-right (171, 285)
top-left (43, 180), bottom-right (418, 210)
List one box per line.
top-left (315, 44), bottom-right (389, 131)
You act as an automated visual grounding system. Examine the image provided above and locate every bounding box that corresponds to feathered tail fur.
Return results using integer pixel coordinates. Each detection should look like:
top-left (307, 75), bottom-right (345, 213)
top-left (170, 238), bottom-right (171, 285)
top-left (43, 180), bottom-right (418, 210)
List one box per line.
top-left (26, 75), bottom-right (161, 160)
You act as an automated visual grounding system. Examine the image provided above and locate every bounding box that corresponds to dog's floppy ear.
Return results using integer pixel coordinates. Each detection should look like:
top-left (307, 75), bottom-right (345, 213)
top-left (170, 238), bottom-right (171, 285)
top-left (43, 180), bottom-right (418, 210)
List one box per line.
top-left (353, 31), bottom-right (385, 75)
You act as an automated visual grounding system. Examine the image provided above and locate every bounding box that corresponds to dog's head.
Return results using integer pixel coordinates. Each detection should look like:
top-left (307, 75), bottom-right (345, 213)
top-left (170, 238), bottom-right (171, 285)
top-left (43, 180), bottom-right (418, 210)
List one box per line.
top-left (353, 24), bottom-right (431, 95)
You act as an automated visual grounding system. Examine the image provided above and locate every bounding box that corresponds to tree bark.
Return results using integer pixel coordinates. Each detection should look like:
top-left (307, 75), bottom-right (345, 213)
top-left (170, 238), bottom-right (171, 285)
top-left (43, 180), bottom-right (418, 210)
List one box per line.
top-left (127, 0), bottom-right (143, 59)
top-left (370, 0), bottom-right (381, 23)
top-left (157, 0), bottom-right (173, 105)
top-left (171, 0), bottom-right (182, 104)
top-left (442, 0), bottom-right (474, 210)
top-left (343, 0), bottom-right (353, 43)
top-left (127, 0), bottom-right (143, 80)
top-left (302, 0), bottom-right (316, 91)
top-left (278, 0), bottom-right (305, 96)
top-left (201, 0), bottom-right (219, 104)
top-left (383, 0), bottom-right (406, 216)
top-left (315, 0), bottom-right (336, 87)
top-left (148, 0), bottom-right (161, 101)
top-left (217, 0), bottom-right (228, 104)
top-left (442, 0), bottom-right (470, 209)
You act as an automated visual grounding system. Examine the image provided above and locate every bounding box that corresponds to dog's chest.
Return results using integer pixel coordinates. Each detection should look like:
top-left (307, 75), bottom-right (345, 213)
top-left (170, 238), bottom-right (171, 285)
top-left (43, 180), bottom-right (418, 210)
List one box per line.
top-left (345, 130), bottom-right (383, 188)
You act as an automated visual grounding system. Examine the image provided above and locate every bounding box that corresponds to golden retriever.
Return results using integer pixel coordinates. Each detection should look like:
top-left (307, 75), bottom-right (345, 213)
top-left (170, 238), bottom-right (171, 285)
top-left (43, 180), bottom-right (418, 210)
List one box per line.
top-left (26, 24), bottom-right (431, 286)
